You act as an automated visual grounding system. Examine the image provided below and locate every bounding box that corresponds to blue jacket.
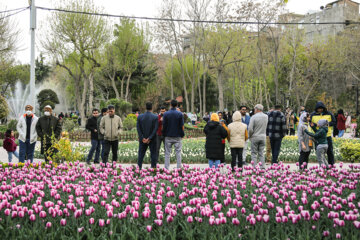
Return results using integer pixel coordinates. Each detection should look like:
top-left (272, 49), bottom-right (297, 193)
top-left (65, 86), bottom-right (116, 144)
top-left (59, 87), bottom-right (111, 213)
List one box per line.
top-left (137, 111), bottom-right (159, 141)
top-left (241, 114), bottom-right (251, 128)
top-left (162, 108), bottom-right (184, 138)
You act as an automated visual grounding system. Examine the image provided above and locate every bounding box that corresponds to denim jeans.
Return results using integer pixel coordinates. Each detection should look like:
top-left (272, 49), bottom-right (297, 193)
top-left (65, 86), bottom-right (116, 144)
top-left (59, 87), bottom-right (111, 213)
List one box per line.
top-left (19, 139), bottom-right (36, 163)
top-left (327, 137), bottom-right (335, 165)
top-left (138, 139), bottom-right (157, 169)
top-left (338, 130), bottom-right (345, 138)
top-left (8, 151), bottom-right (19, 162)
top-left (87, 139), bottom-right (100, 163)
top-left (156, 135), bottom-right (165, 162)
top-left (270, 138), bottom-right (283, 164)
top-left (209, 159), bottom-right (220, 169)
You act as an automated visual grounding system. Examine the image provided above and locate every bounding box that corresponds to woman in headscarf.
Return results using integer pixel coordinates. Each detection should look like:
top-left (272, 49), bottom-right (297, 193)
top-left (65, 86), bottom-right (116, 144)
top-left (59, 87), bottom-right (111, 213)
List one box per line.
top-left (204, 113), bottom-right (228, 169)
top-left (297, 112), bottom-right (313, 169)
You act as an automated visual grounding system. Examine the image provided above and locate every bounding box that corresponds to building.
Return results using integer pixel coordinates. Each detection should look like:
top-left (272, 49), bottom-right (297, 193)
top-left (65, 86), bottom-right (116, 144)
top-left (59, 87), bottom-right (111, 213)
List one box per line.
top-left (297, 0), bottom-right (359, 43)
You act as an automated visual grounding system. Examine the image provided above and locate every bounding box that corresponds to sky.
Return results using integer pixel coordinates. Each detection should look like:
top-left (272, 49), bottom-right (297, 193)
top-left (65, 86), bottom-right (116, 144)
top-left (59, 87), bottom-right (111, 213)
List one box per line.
top-left (0, 0), bottom-right (355, 64)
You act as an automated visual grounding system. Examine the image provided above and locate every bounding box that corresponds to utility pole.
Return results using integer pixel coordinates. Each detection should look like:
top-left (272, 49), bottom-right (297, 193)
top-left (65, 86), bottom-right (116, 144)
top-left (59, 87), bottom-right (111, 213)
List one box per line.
top-left (29, 0), bottom-right (36, 110)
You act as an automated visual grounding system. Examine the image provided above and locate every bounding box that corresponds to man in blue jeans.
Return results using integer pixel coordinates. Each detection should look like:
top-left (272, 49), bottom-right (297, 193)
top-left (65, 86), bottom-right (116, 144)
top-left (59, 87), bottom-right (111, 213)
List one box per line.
top-left (16, 105), bottom-right (39, 163)
top-left (86, 109), bottom-right (100, 164)
top-left (97, 108), bottom-right (108, 162)
top-left (266, 105), bottom-right (287, 164)
top-left (136, 102), bottom-right (159, 169)
top-left (162, 99), bottom-right (184, 170)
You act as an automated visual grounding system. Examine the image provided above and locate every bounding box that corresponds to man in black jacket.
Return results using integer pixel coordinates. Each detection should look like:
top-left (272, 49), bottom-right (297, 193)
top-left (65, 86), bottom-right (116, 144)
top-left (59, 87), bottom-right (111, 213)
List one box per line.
top-left (86, 109), bottom-right (100, 164)
top-left (36, 105), bottom-right (62, 162)
top-left (137, 102), bottom-right (159, 169)
top-left (267, 105), bottom-right (287, 164)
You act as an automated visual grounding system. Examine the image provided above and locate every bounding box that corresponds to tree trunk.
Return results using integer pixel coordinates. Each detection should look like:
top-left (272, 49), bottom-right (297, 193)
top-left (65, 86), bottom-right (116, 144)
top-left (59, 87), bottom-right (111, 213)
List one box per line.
top-left (198, 74), bottom-right (202, 116)
top-left (125, 73), bottom-right (132, 102)
top-left (181, 69), bottom-right (190, 112)
top-left (274, 46), bottom-right (279, 104)
top-left (202, 69), bottom-right (207, 114)
top-left (88, 72), bottom-right (94, 113)
top-left (170, 57), bottom-right (174, 99)
top-left (79, 75), bottom-right (88, 127)
top-left (232, 68), bottom-right (237, 110)
top-left (217, 68), bottom-right (224, 111)
top-left (120, 75), bottom-right (126, 100)
top-left (109, 72), bottom-right (120, 99)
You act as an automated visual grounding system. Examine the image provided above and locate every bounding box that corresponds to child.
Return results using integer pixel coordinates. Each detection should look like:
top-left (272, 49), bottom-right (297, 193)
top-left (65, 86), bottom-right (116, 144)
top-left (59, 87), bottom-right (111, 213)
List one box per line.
top-left (305, 119), bottom-right (329, 168)
top-left (3, 130), bottom-right (19, 162)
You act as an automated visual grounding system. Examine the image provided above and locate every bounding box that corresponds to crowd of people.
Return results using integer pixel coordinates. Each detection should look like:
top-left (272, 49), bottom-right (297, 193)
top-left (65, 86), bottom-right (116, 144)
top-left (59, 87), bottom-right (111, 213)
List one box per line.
top-left (2, 100), bottom-right (358, 171)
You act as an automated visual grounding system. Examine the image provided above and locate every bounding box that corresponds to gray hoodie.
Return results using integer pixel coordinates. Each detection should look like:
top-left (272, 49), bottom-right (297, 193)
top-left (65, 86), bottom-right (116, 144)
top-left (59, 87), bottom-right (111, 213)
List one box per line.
top-left (248, 111), bottom-right (268, 141)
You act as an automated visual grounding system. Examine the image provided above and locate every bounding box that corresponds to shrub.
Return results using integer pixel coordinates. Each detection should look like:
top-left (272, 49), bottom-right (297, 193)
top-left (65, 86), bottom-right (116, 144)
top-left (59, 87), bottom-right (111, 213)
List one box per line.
top-left (123, 114), bottom-right (137, 131)
top-left (106, 98), bottom-right (132, 116)
top-left (340, 140), bottom-right (360, 163)
top-left (7, 119), bottom-right (18, 131)
top-left (0, 95), bottom-right (9, 120)
top-left (62, 118), bottom-right (77, 132)
top-left (197, 120), bottom-right (207, 129)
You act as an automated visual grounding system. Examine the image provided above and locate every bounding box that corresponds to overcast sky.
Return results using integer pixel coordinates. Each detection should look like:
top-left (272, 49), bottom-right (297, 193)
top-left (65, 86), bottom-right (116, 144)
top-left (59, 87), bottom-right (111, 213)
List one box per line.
top-left (0, 0), bottom-right (355, 64)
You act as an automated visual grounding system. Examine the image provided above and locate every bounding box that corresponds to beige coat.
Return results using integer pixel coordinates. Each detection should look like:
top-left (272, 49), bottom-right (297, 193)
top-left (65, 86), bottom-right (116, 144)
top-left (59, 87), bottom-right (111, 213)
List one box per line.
top-left (100, 115), bottom-right (123, 141)
top-left (228, 111), bottom-right (248, 148)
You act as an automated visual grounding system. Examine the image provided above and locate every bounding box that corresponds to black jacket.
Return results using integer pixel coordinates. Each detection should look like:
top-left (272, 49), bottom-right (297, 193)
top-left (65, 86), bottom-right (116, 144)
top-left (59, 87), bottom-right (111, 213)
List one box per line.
top-left (137, 112), bottom-right (159, 141)
top-left (36, 115), bottom-right (62, 144)
top-left (310, 101), bottom-right (336, 137)
top-left (86, 116), bottom-right (99, 140)
top-left (204, 121), bottom-right (228, 161)
top-left (267, 110), bottom-right (287, 139)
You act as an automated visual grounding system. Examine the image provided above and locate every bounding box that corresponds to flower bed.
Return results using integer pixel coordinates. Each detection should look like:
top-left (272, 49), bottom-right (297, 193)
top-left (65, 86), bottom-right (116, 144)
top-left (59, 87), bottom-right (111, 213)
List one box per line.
top-left (32, 137), bottom-right (360, 164)
top-left (0, 162), bottom-right (359, 239)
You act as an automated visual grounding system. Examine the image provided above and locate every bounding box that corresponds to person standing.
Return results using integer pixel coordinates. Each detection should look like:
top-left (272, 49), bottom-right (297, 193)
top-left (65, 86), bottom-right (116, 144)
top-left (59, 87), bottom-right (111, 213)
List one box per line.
top-left (162, 99), bottom-right (184, 170)
top-left (286, 108), bottom-right (295, 136)
top-left (86, 109), bottom-right (100, 164)
top-left (137, 102), bottom-right (159, 169)
top-left (239, 106), bottom-right (251, 165)
top-left (100, 105), bottom-right (122, 164)
top-left (191, 112), bottom-right (197, 125)
top-left (297, 113), bottom-right (313, 169)
top-left (17, 105), bottom-right (38, 163)
top-left (336, 109), bottom-right (346, 138)
top-left (310, 101), bottom-right (336, 166)
top-left (156, 106), bottom-right (166, 163)
top-left (248, 104), bottom-right (268, 169)
top-left (204, 113), bottom-right (228, 169)
top-left (3, 130), bottom-right (19, 162)
top-left (228, 111), bottom-right (248, 171)
top-left (267, 105), bottom-right (287, 164)
top-left (305, 119), bottom-right (329, 168)
top-left (36, 105), bottom-right (62, 162)
top-left (97, 108), bottom-right (108, 162)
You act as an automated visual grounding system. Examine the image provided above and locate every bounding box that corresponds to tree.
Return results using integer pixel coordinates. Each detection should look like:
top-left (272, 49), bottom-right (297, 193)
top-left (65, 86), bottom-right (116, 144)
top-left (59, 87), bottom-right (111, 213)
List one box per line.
top-left (42, 0), bottom-right (109, 126)
top-left (35, 54), bottom-right (51, 83)
top-left (112, 18), bottom-right (149, 102)
top-left (37, 89), bottom-right (60, 110)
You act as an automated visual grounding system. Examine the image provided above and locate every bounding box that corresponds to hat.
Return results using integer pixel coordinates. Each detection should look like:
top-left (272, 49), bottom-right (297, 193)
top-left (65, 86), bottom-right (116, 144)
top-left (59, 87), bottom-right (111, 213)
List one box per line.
top-left (211, 113), bottom-right (219, 122)
top-left (44, 105), bottom-right (52, 109)
top-left (25, 105), bottom-right (33, 110)
top-left (318, 119), bottom-right (328, 127)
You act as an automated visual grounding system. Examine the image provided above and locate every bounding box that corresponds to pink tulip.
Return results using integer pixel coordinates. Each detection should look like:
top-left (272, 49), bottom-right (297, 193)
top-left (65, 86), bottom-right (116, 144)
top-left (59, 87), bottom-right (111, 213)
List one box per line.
top-left (99, 219), bottom-right (105, 227)
top-left (146, 225), bottom-right (152, 232)
top-left (263, 215), bottom-right (269, 223)
top-left (89, 218), bottom-right (95, 224)
top-left (354, 221), bottom-right (360, 229)
top-left (187, 216), bottom-right (193, 223)
top-left (60, 219), bottom-right (66, 226)
top-left (232, 218), bottom-right (240, 225)
top-left (46, 222), bottom-right (52, 228)
top-left (30, 214), bottom-right (36, 221)
top-left (323, 231), bottom-right (330, 237)
top-left (40, 211), bottom-right (47, 218)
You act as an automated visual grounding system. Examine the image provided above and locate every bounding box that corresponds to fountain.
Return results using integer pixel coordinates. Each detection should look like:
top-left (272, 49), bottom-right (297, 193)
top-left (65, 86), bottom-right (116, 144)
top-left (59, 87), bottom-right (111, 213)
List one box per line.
top-left (6, 81), bottom-right (33, 119)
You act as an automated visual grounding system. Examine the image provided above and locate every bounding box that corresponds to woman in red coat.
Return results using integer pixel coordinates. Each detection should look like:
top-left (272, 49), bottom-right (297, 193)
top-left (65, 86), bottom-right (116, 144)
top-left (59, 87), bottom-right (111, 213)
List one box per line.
top-left (3, 129), bottom-right (19, 162)
top-left (337, 109), bottom-right (346, 138)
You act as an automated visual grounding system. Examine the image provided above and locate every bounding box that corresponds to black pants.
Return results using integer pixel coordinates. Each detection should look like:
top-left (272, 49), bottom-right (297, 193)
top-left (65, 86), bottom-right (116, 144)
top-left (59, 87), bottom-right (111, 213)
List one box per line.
top-left (327, 137), bottom-right (335, 165)
top-left (231, 148), bottom-right (243, 171)
top-left (156, 135), bottom-right (165, 162)
top-left (299, 151), bottom-right (311, 169)
top-left (288, 128), bottom-right (295, 136)
top-left (138, 139), bottom-right (157, 169)
top-left (103, 140), bottom-right (119, 163)
top-left (270, 138), bottom-right (282, 164)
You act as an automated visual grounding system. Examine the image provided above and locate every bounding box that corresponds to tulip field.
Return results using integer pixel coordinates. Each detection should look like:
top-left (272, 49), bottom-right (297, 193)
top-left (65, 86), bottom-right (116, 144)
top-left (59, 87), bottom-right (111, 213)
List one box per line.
top-left (0, 161), bottom-right (360, 239)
